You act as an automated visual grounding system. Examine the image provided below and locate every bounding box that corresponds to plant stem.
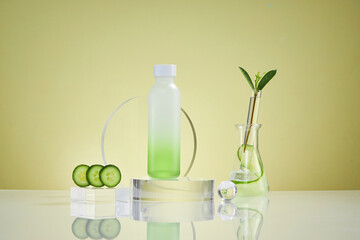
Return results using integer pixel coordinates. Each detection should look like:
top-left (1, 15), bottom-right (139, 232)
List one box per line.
top-left (243, 92), bottom-right (257, 152)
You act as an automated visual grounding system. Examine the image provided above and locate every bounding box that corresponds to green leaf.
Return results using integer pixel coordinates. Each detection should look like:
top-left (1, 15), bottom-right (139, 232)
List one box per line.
top-left (238, 67), bottom-right (254, 90)
top-left (255, 72), bottom-right (262, 88)
top-left (257, 69), bottom-right (277, 90)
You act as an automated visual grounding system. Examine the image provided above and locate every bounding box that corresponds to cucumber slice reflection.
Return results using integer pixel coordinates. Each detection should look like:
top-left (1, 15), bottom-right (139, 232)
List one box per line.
top-left (100, 218), bottom-right (121, 239)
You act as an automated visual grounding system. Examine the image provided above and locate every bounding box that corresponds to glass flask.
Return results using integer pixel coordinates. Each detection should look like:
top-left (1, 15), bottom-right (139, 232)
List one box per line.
top-left (229, 124), bottom-right (269, 196)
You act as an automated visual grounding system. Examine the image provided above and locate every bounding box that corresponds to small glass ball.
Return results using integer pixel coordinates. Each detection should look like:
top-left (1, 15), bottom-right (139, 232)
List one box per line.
top-left (218, 181), bottom-right (237, 201)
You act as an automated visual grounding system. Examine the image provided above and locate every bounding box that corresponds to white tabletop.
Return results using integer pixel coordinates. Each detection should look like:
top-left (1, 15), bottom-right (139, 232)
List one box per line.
top-left (0, 190), bottom-right (359, 239)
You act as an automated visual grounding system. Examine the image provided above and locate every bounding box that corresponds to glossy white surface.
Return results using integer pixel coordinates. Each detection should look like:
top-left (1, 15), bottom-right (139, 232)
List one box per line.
top-left (0, 190), bottom-right (359, 239)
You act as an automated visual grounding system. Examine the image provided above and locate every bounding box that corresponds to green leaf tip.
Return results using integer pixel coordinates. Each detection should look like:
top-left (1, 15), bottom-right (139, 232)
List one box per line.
top-left (238, 66), bottom-right (254, 90)
top-left (257, 69), bottom-right (277, 90)
top-left (255, 72), bottom-right (263, 88)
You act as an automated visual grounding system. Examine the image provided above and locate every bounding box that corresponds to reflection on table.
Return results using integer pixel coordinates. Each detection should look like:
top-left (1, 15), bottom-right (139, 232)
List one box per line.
top-left (70, 179), bottom-right (270, 240)
top-left (71, 178), bottom-right (216, 240)
top-left (218, 196), bottom-right (269, 240)
top-left (72, 218), bottom-right (121, 240)
top-left (1, 190), bottom-right (358, 239)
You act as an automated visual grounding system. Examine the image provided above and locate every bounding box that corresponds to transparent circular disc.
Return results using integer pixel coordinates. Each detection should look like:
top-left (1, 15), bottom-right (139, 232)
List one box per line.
top-left (132, 177), bottom-right (214, 202)
top-left (101, 96), bottom-right (198, 186)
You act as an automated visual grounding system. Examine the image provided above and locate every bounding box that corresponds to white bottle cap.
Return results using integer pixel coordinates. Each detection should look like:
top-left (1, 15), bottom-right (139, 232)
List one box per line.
top-left (154, 64), bottom-right (176, 77)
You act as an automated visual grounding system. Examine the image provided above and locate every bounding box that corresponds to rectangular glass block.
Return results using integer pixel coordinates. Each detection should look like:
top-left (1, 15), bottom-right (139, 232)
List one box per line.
top-left (71, 186), bottom-right (130, 203)
top-left (70, 187), bottom-right (130, 219)
top-left (71, 187), bottom-right (116, 203)
top-left (70, 201), bottom-right (130, 219)
top-left (70, 201), bottom-right (116, 219)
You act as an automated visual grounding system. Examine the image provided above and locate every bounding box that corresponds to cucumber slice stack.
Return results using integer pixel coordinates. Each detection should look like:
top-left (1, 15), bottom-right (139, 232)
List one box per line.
top-left (72, 218), bottom-right (121, 240)
top-left (72, 164), bottom-right (121, 188)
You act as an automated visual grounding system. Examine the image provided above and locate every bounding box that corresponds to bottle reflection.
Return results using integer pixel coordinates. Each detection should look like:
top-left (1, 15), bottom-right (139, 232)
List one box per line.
top-left (72, 218), bottom-right (121, 240)
top-left (132, 200), bottom-right (214, 222)
top-left (147, 222), bottom-right (180, 240)
top-left (133, 200), bottom-right (211, 240)
top-left (217, 196), bottom-right (269, 240)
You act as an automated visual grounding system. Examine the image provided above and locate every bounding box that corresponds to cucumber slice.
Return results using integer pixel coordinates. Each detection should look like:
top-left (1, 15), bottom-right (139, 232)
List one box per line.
top-left (100, 218), bottom-right (121, 239)
top-left (237, 144), bottom-right (254, 162)
top-left (72, 218), bottom-right (88, 239)
top-left (86, 219), bottom-right (102, 240)
top-left (86, 165), bottom-right (104, 187)
top-left (72, 165), bottom-right (90, 187)
top-left (99, 165), bottom-right (121, 188)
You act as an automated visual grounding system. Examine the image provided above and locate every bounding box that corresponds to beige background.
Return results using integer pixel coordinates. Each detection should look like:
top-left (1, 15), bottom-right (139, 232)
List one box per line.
top-left (0, 0), bottom-right (359, 190)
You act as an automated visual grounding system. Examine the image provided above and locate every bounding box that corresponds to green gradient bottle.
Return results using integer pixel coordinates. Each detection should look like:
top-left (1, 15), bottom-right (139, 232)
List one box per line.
top-left (148, 64), bottom-right (180, 178)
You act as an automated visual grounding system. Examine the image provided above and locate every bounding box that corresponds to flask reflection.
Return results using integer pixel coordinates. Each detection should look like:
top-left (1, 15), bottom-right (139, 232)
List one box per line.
top-left (217, 196), bottom-right (269, 240)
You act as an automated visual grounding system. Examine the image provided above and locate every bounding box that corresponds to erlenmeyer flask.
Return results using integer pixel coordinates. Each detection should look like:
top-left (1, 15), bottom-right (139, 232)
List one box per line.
top-left (230, 124), bottom-right (269, 196)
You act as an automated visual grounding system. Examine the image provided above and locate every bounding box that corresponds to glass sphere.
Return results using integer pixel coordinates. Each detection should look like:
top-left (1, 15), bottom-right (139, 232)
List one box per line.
top-left (217, 181), bottom-right (237, 201)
